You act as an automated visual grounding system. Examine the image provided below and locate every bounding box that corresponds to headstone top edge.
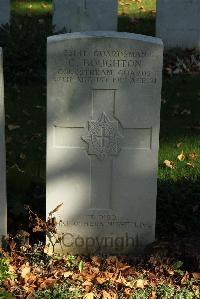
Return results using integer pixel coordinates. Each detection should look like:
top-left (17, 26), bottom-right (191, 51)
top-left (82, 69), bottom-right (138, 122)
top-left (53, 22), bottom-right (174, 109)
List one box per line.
top-left (47, 31), bottom-right (163, 47)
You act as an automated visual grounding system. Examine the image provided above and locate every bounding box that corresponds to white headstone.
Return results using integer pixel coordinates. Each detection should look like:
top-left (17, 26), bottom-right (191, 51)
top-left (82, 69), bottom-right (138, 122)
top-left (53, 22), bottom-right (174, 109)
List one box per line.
top-left (53, 0), bottom-right (118, 33)
top-left (156, 0), bottom-right (200, 49)
top-left (47, 32), bottom-right (163, 255)
top-left (0, 48), bottom-right (7, 243)
top-left (0, 0), bottom-right (10, 26)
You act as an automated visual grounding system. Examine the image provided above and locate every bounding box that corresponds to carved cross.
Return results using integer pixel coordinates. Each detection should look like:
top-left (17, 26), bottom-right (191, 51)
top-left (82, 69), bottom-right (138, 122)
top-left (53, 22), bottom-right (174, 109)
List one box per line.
top-left (54, 89), bottom-right (151, 209)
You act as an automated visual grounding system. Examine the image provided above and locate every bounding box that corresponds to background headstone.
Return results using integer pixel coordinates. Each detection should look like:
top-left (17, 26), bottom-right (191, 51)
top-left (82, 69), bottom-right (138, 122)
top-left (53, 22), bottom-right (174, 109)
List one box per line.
top-left (0, 48), bottom-right (7, 243)
top-left (47, 32), bottom-right (163, 255)
top-left (53, 0), bottom-right (118, 32)
top-left (0, 0), bottom-right (10, 26)
top-left (156, 0), bottom-right (200, 49)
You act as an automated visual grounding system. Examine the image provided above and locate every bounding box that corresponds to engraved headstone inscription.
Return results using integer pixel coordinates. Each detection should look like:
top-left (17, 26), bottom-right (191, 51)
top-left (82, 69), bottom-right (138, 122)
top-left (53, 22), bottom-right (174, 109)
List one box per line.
top-left (0, 48), bottom-right (7, 243)
top-left (47, 32), bottom-right (163, 255)
top-left (0, 0), bottom-right (10, 26)
top-left (53, 0), bottom-right (118, 33)
top-left (156, 0), bottom-right (200, 49)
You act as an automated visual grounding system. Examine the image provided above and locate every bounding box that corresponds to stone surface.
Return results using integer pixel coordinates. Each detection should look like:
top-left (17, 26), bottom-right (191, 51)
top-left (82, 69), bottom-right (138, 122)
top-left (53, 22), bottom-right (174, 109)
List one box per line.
top-left (0, 0), bottom-right (10, 26)
top-left (53, 0), bottom-right (118, 32)
top-left (0, 48), bottom-right (7, 243)
top-left (156, 0), bottom-right (200, 49)
top-left (47, 32), bottom-right (163, 255)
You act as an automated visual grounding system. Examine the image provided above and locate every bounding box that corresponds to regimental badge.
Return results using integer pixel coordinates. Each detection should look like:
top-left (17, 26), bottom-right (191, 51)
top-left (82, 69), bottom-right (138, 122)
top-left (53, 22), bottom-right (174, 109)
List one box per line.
top-left (82, 112), bottom-right (123, 160)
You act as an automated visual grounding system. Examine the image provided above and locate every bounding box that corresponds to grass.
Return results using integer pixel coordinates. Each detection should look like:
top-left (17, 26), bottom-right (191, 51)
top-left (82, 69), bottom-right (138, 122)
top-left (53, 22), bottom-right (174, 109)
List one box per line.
top-left (118, 0), bottom-right (156, 35)
top-left (157, 72), bottom-right (200, 241)
top-left (2, 0), bottom-right (199, 245)
top-left (160, 74), bottom-right (200, 181)
top-left (11, 0), bottom-right (155, 16)
top-left (11, 0), bottom-right (52, 16)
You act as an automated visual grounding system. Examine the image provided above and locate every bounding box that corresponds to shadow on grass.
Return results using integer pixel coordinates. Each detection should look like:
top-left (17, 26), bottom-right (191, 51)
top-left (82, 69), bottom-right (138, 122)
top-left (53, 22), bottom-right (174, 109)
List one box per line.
top-left (118, 12), bottom-right (156, 36)
top-left (0, 21), bottom-right (51, 84)
top-left (7, 167), bottom-right (46, 245)
top-left (157, 178), bottom-right (200, 238)
top-left (143, 178), bottom-right (199, 271)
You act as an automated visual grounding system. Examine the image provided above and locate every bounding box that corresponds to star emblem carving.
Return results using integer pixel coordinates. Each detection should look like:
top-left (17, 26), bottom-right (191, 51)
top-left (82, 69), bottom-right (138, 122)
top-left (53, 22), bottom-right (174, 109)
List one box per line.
top-left (82, 112), bottom-right (123, 160)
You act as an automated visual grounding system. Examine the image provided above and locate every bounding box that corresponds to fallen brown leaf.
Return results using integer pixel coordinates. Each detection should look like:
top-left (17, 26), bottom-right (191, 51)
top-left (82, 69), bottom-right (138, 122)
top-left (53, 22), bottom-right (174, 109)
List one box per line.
top-left (96, 276), bottom-right (108, 284)
top-left (151, 291), bottom-right (157, 299)
top-left (164, 160), bottom-right (176, 169)
top-left (176, 142), bottom-right (182, 148)
top-left (102, 290), bottom-right (112, 299)
top-left (177, 151), bottom-right (185, 161)
top-left (189, 151), bottom-right (198, 161)
top-left (84, 293), bottom-right (95, 299)
top-left (40, 278), bottom-right (57, 289)
top-left (192, 272), bottom-right (200, 280)
top-left (21, 264), bottom-right (31, 279)
top-left (135, 279), bottom-right (145, 289)
top-left (139, 5), bottom-right (145, 11)
top-left (8, 124), bottom-right (20, 131)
